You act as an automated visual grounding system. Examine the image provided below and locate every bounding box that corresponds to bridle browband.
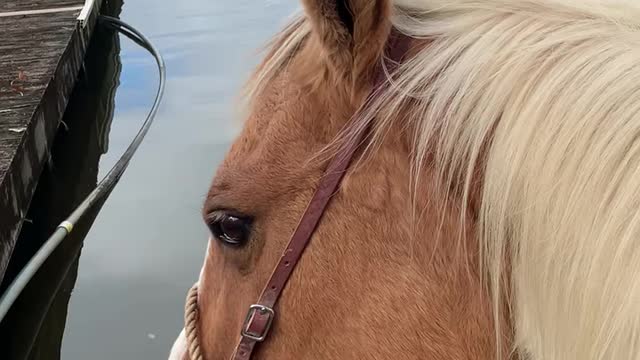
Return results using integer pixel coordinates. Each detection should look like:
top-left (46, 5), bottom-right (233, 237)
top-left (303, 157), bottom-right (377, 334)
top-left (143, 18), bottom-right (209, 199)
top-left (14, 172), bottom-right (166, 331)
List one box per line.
top-left (184, 29), bottom-right (411, 360)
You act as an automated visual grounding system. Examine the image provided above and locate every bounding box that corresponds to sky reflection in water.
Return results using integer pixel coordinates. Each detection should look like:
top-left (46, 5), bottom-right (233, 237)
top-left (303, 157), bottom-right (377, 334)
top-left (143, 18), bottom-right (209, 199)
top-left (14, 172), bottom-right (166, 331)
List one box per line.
top-left (61, 1), bottom-right (298, 358)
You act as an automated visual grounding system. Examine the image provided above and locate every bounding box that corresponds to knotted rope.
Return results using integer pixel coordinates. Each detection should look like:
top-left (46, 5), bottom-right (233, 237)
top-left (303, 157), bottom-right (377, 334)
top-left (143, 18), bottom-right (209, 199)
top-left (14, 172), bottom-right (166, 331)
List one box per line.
top-left (185, 283), bottom-right (203, 360)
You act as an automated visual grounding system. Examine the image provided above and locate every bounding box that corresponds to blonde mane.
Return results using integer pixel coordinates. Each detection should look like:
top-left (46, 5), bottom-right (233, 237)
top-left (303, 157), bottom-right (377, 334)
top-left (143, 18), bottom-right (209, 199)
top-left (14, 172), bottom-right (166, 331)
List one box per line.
top-left (248, 1), bottom-right (640, 359)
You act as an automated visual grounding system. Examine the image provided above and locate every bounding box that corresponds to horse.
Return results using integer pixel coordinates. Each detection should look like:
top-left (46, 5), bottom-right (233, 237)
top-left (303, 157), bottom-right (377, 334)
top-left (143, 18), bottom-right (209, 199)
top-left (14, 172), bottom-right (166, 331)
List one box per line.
top-left (169, 0), bottom-right (640, 359)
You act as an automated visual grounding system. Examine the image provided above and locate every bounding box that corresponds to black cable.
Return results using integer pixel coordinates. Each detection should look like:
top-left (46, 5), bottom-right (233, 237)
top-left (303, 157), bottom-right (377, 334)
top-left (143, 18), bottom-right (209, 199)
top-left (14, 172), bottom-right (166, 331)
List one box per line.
top-left (0, 15), bottom-right (166, 322)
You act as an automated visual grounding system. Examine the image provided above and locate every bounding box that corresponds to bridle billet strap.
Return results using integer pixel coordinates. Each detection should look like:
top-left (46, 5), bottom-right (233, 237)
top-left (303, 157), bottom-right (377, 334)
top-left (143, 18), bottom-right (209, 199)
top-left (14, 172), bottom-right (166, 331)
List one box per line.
top-left (228, 30), bottom-right (410, 360)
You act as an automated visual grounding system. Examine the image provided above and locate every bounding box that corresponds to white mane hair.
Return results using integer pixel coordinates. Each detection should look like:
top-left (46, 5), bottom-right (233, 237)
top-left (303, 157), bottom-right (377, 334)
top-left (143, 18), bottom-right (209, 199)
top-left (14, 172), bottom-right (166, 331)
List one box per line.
top-left (249, 1), bottom-right (640, 359)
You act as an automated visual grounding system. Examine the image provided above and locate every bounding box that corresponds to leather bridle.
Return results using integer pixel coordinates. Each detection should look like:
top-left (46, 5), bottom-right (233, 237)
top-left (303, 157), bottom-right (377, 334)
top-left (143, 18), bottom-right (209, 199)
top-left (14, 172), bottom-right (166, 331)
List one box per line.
top-left (184, 29), bottom-right (411, 360)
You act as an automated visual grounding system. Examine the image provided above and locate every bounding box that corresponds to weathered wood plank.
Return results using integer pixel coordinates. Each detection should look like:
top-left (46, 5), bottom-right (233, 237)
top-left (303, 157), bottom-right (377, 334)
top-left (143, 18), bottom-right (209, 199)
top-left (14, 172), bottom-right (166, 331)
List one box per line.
top-left (0, 0), bottom-right (83, 12)
top-left (0, 13), bottom-right (77, 176)
top-left (0, 0), bottom-right (101, 282)
top-left (0, 8), bottom-right (122, 354)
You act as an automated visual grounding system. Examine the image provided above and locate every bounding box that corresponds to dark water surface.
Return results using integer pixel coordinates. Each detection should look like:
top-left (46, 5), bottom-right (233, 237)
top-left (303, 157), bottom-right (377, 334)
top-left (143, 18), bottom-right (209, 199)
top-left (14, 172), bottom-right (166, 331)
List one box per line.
top-left (54, 0), bottom-right (297, 358)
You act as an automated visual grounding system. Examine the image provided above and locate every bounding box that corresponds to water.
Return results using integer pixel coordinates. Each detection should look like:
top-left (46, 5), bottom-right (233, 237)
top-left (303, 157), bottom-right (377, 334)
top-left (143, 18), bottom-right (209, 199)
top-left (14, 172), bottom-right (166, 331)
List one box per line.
top-left (19, 0), bottom-right (297, 358)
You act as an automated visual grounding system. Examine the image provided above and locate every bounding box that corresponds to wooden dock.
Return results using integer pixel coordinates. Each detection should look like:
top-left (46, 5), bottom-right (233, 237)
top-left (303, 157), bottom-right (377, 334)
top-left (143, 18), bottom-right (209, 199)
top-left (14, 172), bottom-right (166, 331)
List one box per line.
top-left (0, 0), bottom-right (101, 283)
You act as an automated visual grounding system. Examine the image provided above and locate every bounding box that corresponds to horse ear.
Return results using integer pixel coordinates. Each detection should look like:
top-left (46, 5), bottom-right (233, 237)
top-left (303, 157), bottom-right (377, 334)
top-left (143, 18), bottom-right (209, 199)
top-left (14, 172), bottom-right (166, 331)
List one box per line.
top-left (301, 0), bottom-right (393, 88)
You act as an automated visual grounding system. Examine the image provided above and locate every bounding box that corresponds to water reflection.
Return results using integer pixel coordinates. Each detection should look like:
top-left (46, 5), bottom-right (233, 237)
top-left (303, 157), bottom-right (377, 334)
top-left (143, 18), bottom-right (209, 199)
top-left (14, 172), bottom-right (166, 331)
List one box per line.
top-left (60, 1), bottom-right (298, 359)
top-left (0, 0), bottom-right (123, 358)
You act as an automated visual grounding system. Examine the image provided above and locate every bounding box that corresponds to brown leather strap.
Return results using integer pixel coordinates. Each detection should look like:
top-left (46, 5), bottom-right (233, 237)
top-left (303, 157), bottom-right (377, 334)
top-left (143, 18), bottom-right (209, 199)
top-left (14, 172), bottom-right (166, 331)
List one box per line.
top-left (230, 30), bottom-right (411, 360)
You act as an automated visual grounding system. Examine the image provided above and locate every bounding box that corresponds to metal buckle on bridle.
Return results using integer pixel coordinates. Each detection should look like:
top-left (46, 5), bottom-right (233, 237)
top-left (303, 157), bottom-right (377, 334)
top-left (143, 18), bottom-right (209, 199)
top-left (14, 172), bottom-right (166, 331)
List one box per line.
top-left (241, 304), bottom-right (275, 342)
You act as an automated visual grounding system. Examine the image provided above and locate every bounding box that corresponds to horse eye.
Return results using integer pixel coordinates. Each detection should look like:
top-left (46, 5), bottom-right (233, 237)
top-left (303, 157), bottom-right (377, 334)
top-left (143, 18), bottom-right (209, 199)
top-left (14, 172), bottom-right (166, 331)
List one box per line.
top-left (207, 211), bottom-right (252, 247)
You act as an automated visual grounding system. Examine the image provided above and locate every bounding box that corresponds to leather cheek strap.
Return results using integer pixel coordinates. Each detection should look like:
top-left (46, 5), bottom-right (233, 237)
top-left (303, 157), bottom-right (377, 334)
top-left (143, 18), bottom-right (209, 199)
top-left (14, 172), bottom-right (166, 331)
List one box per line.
top-left (229, 29), bottom-right (411, 360)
